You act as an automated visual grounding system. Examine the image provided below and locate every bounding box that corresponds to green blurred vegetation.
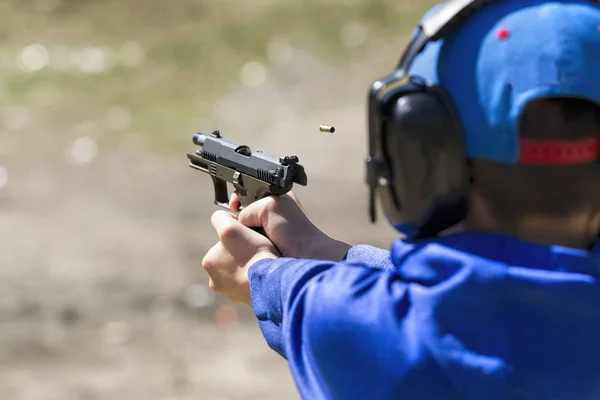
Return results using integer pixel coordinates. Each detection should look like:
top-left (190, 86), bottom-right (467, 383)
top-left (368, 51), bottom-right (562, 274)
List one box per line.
top-left (2, 0), bottom-right (439, 156)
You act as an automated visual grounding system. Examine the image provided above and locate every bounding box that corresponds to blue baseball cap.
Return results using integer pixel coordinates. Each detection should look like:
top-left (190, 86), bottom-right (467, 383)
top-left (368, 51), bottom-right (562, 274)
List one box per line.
top-left (408, 0), bottom-right (600, 164)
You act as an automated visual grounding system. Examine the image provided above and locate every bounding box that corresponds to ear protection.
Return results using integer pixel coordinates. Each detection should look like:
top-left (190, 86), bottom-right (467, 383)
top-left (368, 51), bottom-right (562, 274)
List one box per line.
top-left (365, 0), bottom-right (495, 239)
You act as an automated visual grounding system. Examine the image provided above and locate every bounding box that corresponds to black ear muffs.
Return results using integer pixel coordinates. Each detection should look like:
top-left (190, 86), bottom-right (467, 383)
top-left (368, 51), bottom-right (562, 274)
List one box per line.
top-left (367, 74), bottom-right (469, 238)
top-left (385, 83), bottom-right (469, 238)
top-left (365, 0), bottom-right (496, 238)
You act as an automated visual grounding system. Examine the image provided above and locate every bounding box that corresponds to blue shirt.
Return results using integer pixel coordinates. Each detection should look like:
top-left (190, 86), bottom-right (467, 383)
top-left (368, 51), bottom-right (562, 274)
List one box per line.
top-left (248, 232), bottom-right (600, 400)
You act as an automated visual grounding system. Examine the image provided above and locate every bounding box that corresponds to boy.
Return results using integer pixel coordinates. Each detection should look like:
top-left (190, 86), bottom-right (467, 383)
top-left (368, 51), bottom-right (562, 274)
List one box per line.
top-left (203, 1), bottom-right (600, 398)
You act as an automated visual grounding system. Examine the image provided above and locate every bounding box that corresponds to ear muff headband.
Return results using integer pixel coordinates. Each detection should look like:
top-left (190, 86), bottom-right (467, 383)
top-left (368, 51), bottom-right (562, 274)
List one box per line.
top-left (398, 0), bottom-right (496, 73)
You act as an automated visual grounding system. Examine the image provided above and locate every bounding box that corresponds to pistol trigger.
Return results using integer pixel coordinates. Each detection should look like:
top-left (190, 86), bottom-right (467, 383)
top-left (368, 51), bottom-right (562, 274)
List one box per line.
top-left (232, 171), bottom-right (241, 185)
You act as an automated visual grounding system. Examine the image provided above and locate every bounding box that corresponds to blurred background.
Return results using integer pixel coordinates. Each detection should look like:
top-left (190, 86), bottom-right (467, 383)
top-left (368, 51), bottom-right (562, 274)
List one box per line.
top-left (0, 0), bottom-right (439, 399)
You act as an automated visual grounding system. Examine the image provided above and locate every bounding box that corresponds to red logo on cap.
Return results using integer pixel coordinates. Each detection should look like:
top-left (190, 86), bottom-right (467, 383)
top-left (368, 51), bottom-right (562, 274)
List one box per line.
top-left (496, 28), bottom-right (510, 40)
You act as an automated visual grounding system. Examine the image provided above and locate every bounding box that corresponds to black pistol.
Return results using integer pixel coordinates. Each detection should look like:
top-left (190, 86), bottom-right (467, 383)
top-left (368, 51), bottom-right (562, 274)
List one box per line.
top-left (187, 130), bottom-right (308, 211)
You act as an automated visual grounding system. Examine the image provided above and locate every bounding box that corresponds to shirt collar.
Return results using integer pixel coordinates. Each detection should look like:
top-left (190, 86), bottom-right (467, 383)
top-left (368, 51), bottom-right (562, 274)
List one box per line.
top-left (391, 232), bottom-right (600, 277)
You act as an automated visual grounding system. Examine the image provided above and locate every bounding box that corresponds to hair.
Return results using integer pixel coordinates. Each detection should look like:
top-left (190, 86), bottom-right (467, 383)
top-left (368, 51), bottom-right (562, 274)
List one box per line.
top-left (467, 97), bottom-right (600, 246)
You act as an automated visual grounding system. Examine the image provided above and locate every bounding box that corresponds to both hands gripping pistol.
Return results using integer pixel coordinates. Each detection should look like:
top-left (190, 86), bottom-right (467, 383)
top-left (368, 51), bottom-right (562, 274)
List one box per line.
top-left (187, 130), bottom-right (308, 212)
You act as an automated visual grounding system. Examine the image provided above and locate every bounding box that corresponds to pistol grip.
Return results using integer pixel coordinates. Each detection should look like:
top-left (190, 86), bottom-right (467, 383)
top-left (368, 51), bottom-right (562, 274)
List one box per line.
top-left (212, 176), bottom-right (230, 210)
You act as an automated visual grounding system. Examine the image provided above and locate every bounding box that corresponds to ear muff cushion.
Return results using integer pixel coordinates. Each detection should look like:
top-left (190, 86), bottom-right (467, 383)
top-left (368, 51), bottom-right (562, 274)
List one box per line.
top-left (385, 88), bottom-right (469, 235)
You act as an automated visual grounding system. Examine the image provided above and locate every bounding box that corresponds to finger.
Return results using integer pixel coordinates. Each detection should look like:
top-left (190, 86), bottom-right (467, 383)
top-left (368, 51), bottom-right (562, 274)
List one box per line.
top-left (211, 210), bottom-right (264, 249)
top-left (229, 191), bottom-right (241, 212)
top-left (237, 196), bottom-right (275, 229)
top-left (202, 242), bottom-right (224, 274)
top-left (202, 242), bottom-right (236, 293)
top-left (208, 278), bottom-right (217, 292)
top-left (202, 243), bottom-right (222, 291)
top-left (211, 210), bottom-right (241, 240)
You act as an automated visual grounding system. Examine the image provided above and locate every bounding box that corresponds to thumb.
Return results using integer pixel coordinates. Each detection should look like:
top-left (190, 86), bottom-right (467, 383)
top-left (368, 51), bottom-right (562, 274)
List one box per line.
top-left (211, 210), bottom-right (278, 259)
top-left (237, 196), bottom-right (274, 229)
top-left (286, 191), bottom-right (306, 213)
top-left (210, 210), bottom-right (247, 244)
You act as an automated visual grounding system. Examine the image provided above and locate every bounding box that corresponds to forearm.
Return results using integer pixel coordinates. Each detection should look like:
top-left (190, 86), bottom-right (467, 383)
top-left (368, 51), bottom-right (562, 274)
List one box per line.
top-left (248, 242), bottom-right (393, 353)
top-left (248, 257), bottom-right (451, 399)
top-left (248, 257), bottom-right (336, 357)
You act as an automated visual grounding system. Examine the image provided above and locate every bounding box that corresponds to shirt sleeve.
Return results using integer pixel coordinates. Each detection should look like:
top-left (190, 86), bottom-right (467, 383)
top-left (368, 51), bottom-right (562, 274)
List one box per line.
top-left (342, 244), bottom-right (395, 271)
top-left (248, 257), bottom-right (456, 400)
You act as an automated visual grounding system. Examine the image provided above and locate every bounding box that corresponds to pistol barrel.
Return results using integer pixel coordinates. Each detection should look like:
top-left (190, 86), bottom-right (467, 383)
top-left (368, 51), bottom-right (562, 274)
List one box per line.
top-left (193, 133), bottom-right (207, 147)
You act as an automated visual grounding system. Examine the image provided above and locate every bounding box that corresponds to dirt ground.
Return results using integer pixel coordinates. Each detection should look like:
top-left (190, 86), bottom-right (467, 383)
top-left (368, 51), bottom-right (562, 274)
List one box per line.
top-left (0, 1), bottom-right (435, 398)
top-left (0, 82), bottom-right (398, 399)
top-left (0, 317), bottom-right (297, 400)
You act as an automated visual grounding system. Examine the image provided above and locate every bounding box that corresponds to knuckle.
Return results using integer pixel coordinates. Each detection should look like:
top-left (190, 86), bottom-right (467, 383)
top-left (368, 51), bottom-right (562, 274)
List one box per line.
top-left (202, 250), bottom-right (217, 272)
top-left (261, 195), bottom-right (277, 210)
top-left (202, 256), bottom-right (214, 272)
top-left (219, 221), bottom-right (238, 241)
top-left (266, 196), bottom-right (280, 208)
top-left (260, 196), bottom-right (279, 218)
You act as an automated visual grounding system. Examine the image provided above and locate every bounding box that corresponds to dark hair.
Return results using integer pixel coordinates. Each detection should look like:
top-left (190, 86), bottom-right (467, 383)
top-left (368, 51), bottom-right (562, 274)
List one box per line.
top-left (520, 97), bottom-right (600, 140)
top-left (470, 97), bottom-right (600, 220)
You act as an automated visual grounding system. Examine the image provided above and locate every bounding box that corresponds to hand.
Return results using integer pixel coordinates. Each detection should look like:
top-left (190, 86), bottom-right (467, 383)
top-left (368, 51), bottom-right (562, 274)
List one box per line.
top-left (202, 211), bottom-right (279, 306)
top-left (230, 191), bottom-right (351, 261)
